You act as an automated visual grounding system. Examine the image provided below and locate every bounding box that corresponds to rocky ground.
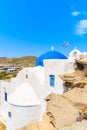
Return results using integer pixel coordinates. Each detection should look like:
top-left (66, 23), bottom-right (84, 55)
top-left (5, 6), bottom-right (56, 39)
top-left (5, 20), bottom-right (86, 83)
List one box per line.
top-left (46, 86), bottom-right (87, 130)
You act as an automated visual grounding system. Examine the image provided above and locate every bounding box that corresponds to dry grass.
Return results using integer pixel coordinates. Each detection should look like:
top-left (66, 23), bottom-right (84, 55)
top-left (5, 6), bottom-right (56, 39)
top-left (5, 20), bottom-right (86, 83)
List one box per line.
top-left (0, 56), bottom-right (37, 67)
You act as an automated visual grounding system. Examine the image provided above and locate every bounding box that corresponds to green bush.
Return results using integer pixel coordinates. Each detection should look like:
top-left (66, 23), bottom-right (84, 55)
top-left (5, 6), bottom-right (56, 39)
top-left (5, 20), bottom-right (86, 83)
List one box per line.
top-left (0, 72), bottom-right (7, 79)
top-left (12, 73), bottom-right (17, 77)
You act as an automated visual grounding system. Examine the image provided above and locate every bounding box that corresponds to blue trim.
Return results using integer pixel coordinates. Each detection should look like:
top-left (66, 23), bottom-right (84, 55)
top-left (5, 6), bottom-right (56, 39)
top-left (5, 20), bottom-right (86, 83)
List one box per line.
top-left (5, 92), bottom-right (7, 101)
top-left (8, 112), bottom-right (12, 118)
top-left (8, 102), bottom-right (40, 107)
top-left (50, 75), bottom-right (55, 87)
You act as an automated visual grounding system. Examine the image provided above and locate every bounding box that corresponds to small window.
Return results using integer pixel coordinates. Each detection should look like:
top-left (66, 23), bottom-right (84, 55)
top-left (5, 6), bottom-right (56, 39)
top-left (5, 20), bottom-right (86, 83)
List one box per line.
top-left (74, 51), bottom-right (77, 56)
top-left (8, 112), bottom-right (12, 118)
top-left (49, 75), bottom-right (55, 87)
top-left (5, 92), bottom-right (7, 101)
top-left (26, 74), bottom-right (28, 79)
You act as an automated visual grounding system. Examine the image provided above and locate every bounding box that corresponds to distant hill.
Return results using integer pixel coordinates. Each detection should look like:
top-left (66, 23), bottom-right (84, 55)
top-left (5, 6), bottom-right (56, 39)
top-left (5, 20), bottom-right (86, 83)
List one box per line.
top-left (0, 56), bottom-right (37, 67)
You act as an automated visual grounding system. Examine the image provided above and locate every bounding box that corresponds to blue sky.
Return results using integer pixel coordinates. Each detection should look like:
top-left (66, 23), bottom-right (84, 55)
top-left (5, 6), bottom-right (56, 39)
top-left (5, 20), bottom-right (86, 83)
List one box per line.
top-left (0, 0), bottom-right (87, 58)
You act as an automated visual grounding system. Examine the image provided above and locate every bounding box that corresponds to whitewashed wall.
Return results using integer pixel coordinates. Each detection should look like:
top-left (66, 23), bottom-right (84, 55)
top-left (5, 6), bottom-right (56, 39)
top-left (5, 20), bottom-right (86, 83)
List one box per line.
top-left (43, 59), bottom-right (75, 95)
top-left (6, 104), bottom-right (41, 130)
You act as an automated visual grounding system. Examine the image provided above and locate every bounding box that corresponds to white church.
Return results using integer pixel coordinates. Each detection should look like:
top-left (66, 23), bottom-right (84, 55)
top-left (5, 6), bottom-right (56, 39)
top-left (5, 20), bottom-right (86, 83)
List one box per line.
top-left (0, 47), bottom-right (85, 130)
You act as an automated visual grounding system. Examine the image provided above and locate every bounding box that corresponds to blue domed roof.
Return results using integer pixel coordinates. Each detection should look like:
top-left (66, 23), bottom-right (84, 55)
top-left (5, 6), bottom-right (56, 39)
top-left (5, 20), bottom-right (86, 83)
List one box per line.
top-left (36, 50), bottom-right (67, 66)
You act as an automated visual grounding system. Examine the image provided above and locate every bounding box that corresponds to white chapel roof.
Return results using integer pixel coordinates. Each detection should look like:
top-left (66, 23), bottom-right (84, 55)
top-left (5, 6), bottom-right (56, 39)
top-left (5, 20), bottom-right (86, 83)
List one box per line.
top-left (8, 82), bottom-right (41, 106)
top-left (69, 47), bottom-right (81, 58)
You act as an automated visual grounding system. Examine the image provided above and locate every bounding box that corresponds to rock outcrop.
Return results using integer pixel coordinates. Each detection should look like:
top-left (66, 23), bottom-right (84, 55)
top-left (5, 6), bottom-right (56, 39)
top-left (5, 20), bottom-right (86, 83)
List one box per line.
top-left (45, 93), bottom-right (79, 129)
top-left (46, 84), bottom-right (87, 129)
top-left (60, 120), bottom-right (87, 130)
top-left (60, 70), bottom-right (87, 90)
top-left (0, 122), bottom-right (6, 130)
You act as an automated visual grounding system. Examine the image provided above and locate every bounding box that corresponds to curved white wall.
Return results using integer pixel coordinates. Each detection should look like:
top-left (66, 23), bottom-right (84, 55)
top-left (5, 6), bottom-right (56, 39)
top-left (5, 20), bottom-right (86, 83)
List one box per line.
top-left (0, 81), bottom-right (10, 117)
top-left (6, 104), bottom-right (41, 130)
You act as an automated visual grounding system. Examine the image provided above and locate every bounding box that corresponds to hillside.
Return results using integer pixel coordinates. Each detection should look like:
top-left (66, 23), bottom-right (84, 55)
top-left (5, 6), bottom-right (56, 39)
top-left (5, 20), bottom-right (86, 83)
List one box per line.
top-left (0, 56), bottom-right (37, 80)
top-left (0, 56), bottom-right (37, 67)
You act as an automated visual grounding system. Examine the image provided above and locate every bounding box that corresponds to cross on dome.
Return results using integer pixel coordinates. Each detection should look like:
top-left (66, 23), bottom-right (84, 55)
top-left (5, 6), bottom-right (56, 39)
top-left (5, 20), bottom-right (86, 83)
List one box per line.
top-left (51, 46), bottom-right (54, 51)
top-left (74, 46), bottom-right (77, 50)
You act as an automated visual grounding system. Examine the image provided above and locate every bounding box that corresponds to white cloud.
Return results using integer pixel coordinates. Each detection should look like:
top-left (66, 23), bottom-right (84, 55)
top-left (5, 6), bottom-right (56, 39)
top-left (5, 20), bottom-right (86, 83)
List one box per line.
top-left (71, 11), bottom-right (81, 16)
top-left (75, 19), bottom-right (87, 35)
